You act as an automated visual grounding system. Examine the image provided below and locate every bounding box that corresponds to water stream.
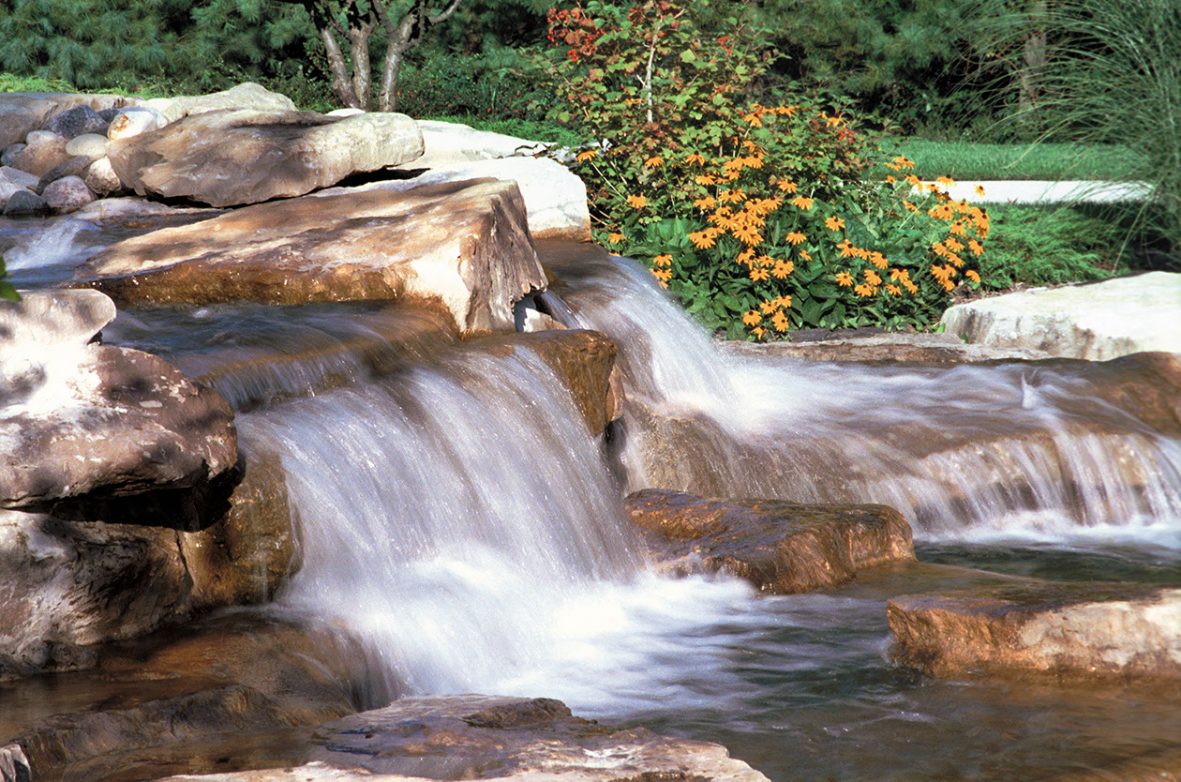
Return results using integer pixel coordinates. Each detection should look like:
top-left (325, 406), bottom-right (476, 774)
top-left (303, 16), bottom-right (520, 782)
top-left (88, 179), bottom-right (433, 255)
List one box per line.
top-left (7, 221), bottom-right (1181, 780)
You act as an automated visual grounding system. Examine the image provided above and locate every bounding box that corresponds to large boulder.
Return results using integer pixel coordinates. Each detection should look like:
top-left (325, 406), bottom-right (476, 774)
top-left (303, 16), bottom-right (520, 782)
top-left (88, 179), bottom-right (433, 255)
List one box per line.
top-left (108, 109), bottom-right (424, 207)
top-left (143, 82), bottom-right (297, 123)
top-left (888, 583), bottom-right (1181, 680)
top-left (78, 179), bottom-right (547, 335)
top-left (625, 489), bottom-right (914, 593)
top-left (414, 119), bottom-right (550, 166)
top-left (941, 272), bottom-right (1181, 359)
top-left (41, 104), bottom-right (108, 139)
top-left (151, 695), bottom-right (769, 782)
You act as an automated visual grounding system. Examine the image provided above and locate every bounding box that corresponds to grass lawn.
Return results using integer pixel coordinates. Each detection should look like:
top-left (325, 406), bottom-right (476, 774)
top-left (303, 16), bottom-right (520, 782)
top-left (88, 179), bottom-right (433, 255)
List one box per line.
top-left (877, 138), bottom-right (1146, 182)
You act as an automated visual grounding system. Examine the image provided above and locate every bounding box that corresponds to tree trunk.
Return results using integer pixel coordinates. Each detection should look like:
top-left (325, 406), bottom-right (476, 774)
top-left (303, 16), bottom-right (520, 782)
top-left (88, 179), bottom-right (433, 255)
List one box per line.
top-left (348, 20), bottom-right (374, 109)
top-left (319, 26), bottom-right (360, 108)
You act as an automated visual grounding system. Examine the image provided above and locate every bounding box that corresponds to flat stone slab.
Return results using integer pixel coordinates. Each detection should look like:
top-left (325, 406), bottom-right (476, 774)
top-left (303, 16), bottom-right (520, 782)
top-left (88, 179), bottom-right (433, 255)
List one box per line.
top-left (924, 180), bottom-right (1154, 205)
top-left (77, 179), bottom-right (547, 334)
top-left (108, 109), bottom-right (424, 207)
top-left (941, 272), bottom-right (1181, 360)
top-left (888, 583), bottom-right (1181, 680)
top-left (625, 489), bottom-right (914, 593)
top-left (724, 330), bottom-right (1051, 363)
top-left (152, 695), bottom-right (769, 782)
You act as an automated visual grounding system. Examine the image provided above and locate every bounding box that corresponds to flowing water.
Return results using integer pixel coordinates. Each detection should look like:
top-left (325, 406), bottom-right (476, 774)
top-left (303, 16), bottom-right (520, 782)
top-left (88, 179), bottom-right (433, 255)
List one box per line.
top-left (7, 220), bottom-right (1181, 779)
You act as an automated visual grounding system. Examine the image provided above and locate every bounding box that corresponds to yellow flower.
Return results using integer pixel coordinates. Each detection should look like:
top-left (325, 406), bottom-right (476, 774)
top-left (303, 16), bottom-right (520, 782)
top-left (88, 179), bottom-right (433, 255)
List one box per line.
top-left (837, 240), bottom-right (856, 258)
top-left (854, 283), bottom-right (876, 297)
top-left (974, 184), bottom-right (986, 197)
top-left (653, 254), bottom-right (673, 268)
top-left (966, 269), bottom-right (981, 283)
top-left (743, 112), bottom-right (763, 127)
top-left (825, 216), bottom-right (846, 232)
top-left (651, 267), bottom-right (672, 282)
top-left (688, 228), bottom-right (719, 249)
top-left (695, 175), bottom-right (718, 186)
top-left (750, 267), bottom-right (770, 281)
top-left (969, 239), bottom-right (984, 256)
top-left (626, 194), bottom-right (648, 209)
top-left (885, 283), bottom-right (902, 296)
top-left (607, 232), bottom-right (625, 244)
top-left (903, 200), bottom-right (919, 213)
top-left (824, 113), bottom-right (843, 127)
top-left (791, 196), bottom-right (814, 210)
top-left (775, 295), bottom-right (792, 309)
top-left (786, 231), bottom-right (807, 245)
top-left (864, 269), bottom-right (882, 286)
top-left (752, 326), bottom-right (767, 339)
top-left (719, 188), bottom-right (746, 204)
top-left (868, 251), bottom-right (888, 269)
top-left (905, 174), bottom-right (922, 186)
top-left (575, 149), bottom-right (598, 163)
top-left (772, 259), bottom-right (794, 279)
top-left (949, 221), bottom-right (967, 236)
top-left (945, 237), bottom-right (965, 253)
top-left (835, 271), bottom-right (854, 287)
top-left (798, 249), bottom-right (812, 261)
top-left (761, 300), bottom-right (778, 315)
top-left (893, 155), bottom-right (915, 170)
top-left (644, 156), bottom-right (664, 168)
top-left (742, 310), bottom-right (762, 326)
top-left (685, 153), bottom-right (706, 166)
top-left (936, 176), bottom-right (955, 187)
top-left (776, 179), bottom-right (799, 194)
top-left (885, 175), bottom-right (897, 184)
top-left (771, 311), bottom-right (789, 332)
top-left (694, 196), bottom-right (717, 211)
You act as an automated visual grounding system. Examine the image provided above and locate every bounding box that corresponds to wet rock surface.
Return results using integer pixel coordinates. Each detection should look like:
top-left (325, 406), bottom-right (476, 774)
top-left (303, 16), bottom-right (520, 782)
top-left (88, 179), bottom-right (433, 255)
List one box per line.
top-left (78, 179), bottom-right (546, 334)
top-left (0, 614), bottom-right (384, 781)
top-left (151, 695), bottom-right (769, 782)
top-left (108, 109), bottom-right (424, 207)
top-left (625, 489), bottom-right (914, 593)
top-left (888, 583), bottom-right (1181, 680)
top-left (724, 330), bottom-right (1052, 363)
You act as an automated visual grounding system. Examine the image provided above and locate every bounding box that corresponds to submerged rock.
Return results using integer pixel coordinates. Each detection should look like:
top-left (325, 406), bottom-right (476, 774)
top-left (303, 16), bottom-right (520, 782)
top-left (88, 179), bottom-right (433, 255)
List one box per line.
top-left (79, 179), bottom-right (545, 334)
top-left (887, 583), bottom-right (1181, 680)
top-left (625, 489), bottom-right (914, 593)
top-left (150, 694), bottom-right (769, 782)
top-left (941, 272), bottom-right (1181, 360)
top-left (108, 108), bottom-right (424, 207)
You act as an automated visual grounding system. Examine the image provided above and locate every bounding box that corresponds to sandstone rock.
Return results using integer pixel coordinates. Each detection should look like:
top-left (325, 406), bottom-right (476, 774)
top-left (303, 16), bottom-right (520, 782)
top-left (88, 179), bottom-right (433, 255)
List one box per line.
top-left (414, 119), bottom-right (549, 166)
top-left (34, 154), bottom-right (91, 192)
top-left (888, 583), bottom-right (1181, 680)
top-left (109, 109), bottom-right (424, 207)
top-left (388, 156), bottom-right (591, 240)
top-left (40, 175), bottom-right (94, 214)
top-left (42, 104), bottom-right (108, 139)
top-left (83, 156), bottom-right (122, 196)
top-left (0, 167), bottom-right (38, 207)
top-left (9, 132), bottom-right (68, 178)
top-left (145, 82), bottom-right (296, 123)
top-left (1, 189), bottom-right (47, 217)
top-left (64, 132), bottom-right (108, 160)
top-left (79, 179), bottom-right (546, 334)
top-left (106, 106), bottom-right (167, 140)
top-left (4, 614), bottom-right (383, 780)
top-left (0, 744), bottom-right (30, 782)
top-left (150, 695), bottom-right (769, 782)
top-left (625, 489), bottom-right (914, 593)
top-left (477, 329), bottom-right (621, 433)
top-left (725, 330), bottom-right (1052, 363)
top-left (941, 272), bottom-right (1181, 359)
top-left (0, 144), bottom-right (23, 167)
top-left (0, 286), bottom-right (114, 345)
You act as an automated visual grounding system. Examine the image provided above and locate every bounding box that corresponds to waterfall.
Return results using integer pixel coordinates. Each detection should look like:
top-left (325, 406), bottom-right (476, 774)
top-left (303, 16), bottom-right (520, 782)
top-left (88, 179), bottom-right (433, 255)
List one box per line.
top-left (545, 243), bottom-right (1181, 546)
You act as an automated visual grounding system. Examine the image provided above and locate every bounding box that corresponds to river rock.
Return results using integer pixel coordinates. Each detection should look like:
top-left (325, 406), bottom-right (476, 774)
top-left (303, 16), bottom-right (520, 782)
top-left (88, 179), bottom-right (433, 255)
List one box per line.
top-left (79, 179), bottom-right (545, 334)
top-left (106, 106), bottom-right (167, 140)
top-left (0, 167), bottom-right (38, 208)
top-left (0, 744), bottom-right (30, 782)
top-left (150, 694), bottom-right (769, 782)
top-left (1, 189), bottom-right (47, 217)
top-left (4, 614), bottom-right (384, 780)
top-left (64, 132), bottom-right (108, 160)
top-left (84, 156), bottom-right (122, 196)
top-left (35, 154), bottom-right (91, 192)
top-left (9, 132), bottom-right (68, 178)
top-left (41, 174), bottom-right (95, 213)
top-left (0, 93), bottom-right (133, 150)
top-left (625, 489), bottom-right (914, 593)
top-left (109, 108), bottom-right (424, 207)
top-left (478, 329), bottom-right (622, 433)
top-left (941, 272), bottom-right (1181, 359)
top-left (888, 583), bottom-right (1181, 680)
top-left (41, 104), bottom-right (108, 139)
top-left (144, 82), bottom-right (296, 123)
top-left (0, 144), bottom-right (24, 167)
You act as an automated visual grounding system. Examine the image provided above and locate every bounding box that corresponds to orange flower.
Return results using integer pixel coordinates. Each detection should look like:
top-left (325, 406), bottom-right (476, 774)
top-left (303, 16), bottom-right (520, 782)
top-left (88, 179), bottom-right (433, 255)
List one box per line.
top-left (966, 269), bottom-right (981, 283)
top-left (868, 251), bottom-right (888, 269)
top-left (774, 295), bottom-right (792, 309)
top-left (791, 196), bottom-right (814, 210)
top-left (644, 156), bottom-right (664, 168)
top-left (885, 283), bottom-right (902, 296)
top-left (885, 175), bottom-right (897, 184)
top-left (742, 310), bottom-right (762, 326)
top-left (772, 259), bottom-right (794, 279)
top-left (835, 271), bottom-right (854, 287)
top-left (749, 267), bottom-right (770, 281)
top-left (752, 326), bottom-right (767, 339)
top-left (695, 175), bottom-right (717, 186)
top-left (864, 269), bottom-right (882, 287)
top-left (688, 228), bottom-right (719, 249)
top-left (771, 311), bottom-right (789, 332)
top-left (974, 184), bottom-right (986, 197)
top-left (854, 283), bottom-right (876, 297)
top-left (968, 239), bottom-right (984, 256)
top-left (761, 300), bottom-right (778, 315)
top-left (685, 153), bottom-right (706, 166)
top-left (651, 267), bottom-right (672, 282)
top-left (798, 249), bottom-right (812, 261)
top-left (786, 231), bottom-right (807, 245)
top-left (776, 179), bottom-right (799, 194)
top-left (653, 254), bottom-right (673, 268)
top-left (825, 216), bottom-right (846, 232)
top-left (575, 149), bottom-right (598, 163)
top-left (936, 175), bottom-right (955, 187)
top-left (607, 232), bottom-right (625, 244)
top-left (626, 194), bottom-right (648, 209)
top-left (694, 196), bottom-right (717, 211)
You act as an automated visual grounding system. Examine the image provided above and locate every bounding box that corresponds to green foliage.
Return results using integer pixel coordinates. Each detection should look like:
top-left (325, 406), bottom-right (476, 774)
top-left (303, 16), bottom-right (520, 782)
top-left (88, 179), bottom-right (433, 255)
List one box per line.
top-left (422, 114), bottom-right (584, 148)
top-left (876, 138), bottom-right (1146, 182)
top-left (397, 45), bottom-right (550, 119)
top-left (539, 1), bottom-right (987, 338)
top-left (0, 256), bottom-right (19, 303)
top-left (980, 0), bottom-right (1181, 253)
top-left (0, 72), bottom-right (74, 93)
top-left (977, 205), bottom-right (1125, 290)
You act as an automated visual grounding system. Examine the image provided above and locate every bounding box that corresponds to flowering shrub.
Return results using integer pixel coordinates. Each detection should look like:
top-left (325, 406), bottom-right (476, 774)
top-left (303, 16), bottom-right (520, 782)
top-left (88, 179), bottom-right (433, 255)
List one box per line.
top-left (540, 0), bottom-right (987, 338)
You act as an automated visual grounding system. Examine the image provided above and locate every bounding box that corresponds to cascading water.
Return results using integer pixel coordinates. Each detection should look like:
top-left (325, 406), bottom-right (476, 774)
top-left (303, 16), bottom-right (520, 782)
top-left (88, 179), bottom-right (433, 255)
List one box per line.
top-left (546, 241), bottom-right (1181, 546)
